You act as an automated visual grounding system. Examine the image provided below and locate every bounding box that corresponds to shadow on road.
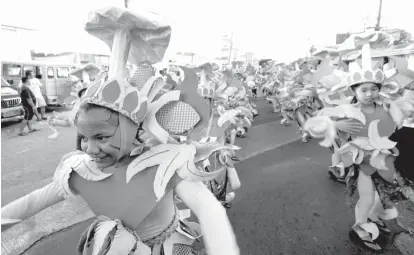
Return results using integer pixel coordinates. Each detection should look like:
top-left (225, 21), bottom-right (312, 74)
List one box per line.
top-left (2, 106), bottom-right (69, 128)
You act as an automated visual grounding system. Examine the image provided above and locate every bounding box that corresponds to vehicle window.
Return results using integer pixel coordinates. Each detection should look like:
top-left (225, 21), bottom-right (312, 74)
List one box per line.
top-left (23, 66), bottom-right (35, 76)
top-left (35, 66), bottom-right (43, 76)
top-left (56, 67), bottom-right (69, 78)
top-left (47, 67), bottom-right (54, 78)
top-left (1, 78), bottom-right (11, 87)
top-left (2, 64), bottom-right (22, 77)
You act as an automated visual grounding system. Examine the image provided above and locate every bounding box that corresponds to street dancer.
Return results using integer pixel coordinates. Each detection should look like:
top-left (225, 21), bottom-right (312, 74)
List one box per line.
top-left (1, 7), bottom-right (239, 255)
top-left (305, 39), bottom-right (412, 251)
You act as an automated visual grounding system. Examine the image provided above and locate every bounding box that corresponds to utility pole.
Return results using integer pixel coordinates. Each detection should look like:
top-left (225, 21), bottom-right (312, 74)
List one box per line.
top-left (227, 33), bottom-right (234, 65)
top-left (375, 0), bottom-right (383, 31)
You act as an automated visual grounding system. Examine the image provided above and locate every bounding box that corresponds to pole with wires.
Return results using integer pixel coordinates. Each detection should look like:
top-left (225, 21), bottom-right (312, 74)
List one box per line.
top-left (375, 0), bottom-right (383, 31)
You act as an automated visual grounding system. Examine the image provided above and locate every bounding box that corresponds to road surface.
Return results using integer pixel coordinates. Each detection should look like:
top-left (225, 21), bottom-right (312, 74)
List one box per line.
top-left (228, 140), bottom-right (405, 255)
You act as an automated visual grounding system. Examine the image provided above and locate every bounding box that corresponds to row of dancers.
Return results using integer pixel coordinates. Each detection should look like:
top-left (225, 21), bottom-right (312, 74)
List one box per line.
top-left (255, 31), bottom-right (414, 252)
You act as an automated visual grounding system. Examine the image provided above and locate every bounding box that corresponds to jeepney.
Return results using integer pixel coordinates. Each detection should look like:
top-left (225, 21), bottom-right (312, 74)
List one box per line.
top-left (2, 60), bottom-right (78, 106)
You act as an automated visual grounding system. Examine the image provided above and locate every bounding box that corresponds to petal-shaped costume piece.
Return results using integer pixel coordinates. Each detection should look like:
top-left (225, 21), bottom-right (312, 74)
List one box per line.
top-left (317, 104), bottom-right (366, 125)
top-left (78, 217), bottom-right (152, 255)
top-left (304, 116), bottom-right (337, 147)
top-left (126, 144), bottom-right (223, 200)
top-left (367, 120), bottom-right (397, 150)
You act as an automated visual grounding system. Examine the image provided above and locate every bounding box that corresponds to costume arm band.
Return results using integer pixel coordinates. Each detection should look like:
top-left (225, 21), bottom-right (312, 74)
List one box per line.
top-left (1, 182), bottom-right (64, 223)
top-left (175, 180), bottom-right (240, 255)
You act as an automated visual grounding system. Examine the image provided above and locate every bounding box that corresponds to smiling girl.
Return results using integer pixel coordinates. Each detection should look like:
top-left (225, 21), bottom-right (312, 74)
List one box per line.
top-left (3, 72), bottom-right (239, 255)
top-left (1, 7), bottom-right (240, 255)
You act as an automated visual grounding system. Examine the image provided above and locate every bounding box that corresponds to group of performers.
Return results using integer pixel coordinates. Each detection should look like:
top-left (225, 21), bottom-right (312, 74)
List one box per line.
top-left (1, 6), bottom-right (414, 254)
top-left (224, 29), bottom-right (414, 252)
top-left (253, 58), bottom-right (323, 143)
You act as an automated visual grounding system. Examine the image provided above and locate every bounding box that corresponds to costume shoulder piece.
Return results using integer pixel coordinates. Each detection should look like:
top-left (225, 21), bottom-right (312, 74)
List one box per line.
top-left (126, 66), bottom-right (240, 201)
top-left (53, 151), bottom-right (113, 198)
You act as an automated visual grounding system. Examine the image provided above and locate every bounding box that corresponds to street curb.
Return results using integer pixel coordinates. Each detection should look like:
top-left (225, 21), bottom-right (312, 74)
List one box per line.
top-left (238, 137), bottom-right (302, 162)
top-left (1, 199), bottom-right (94, 255)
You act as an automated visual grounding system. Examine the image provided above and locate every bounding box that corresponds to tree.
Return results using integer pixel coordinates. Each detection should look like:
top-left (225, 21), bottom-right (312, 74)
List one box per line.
top-left (400, 30), bottom-right (414, 44)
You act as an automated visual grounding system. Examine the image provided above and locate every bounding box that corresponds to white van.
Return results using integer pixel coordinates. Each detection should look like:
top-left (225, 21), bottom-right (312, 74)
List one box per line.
top-left (2, 60), bottom-right (79, 106)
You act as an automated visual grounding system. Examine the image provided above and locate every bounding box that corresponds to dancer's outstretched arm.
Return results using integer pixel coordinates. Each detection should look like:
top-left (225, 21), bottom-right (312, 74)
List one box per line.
top-left (2, 182), bottom-right (64, 229)
top-left (175, 180), bottom-right (240, 255)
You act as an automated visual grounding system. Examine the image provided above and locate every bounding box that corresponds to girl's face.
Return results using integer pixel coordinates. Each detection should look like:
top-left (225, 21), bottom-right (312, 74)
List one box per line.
top-left (77, 108), bottom-right (121, 169)
top-left (353, 82), bottom-right (380, 105)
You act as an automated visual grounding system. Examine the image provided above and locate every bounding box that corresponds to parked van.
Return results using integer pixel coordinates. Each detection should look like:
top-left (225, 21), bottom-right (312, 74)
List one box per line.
top-left (1, 77), bottom-right (24, 123)
top-left (2, 60), bottom-right (78, 106)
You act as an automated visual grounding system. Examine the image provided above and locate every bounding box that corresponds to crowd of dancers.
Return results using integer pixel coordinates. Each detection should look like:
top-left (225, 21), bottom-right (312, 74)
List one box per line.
top-left (2, 6), bottom-right (414, 254)
top-left (256, 31), bottom-right (414, 251)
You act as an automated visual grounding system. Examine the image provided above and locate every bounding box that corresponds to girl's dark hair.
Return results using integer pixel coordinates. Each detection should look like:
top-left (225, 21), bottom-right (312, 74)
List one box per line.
top-left (350, 96), bottom-right (358, 104)
top-left (78, 88), bottom-right (87, 98)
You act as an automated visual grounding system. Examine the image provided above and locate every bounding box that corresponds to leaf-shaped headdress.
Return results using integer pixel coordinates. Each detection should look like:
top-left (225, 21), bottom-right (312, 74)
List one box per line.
top-left (81, 7), bottom-right (210, 144)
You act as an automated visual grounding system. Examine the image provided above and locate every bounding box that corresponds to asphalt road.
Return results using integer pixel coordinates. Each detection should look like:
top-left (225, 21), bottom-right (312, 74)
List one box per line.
top-left (228, 140), bottom-right (404, 255)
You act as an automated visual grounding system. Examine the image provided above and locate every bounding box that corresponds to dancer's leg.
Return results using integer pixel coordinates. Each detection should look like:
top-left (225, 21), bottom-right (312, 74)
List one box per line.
top-left (368, 191), bottom-right (384, 222)
top-left (295, 109), bottom-right (308, 142)
top-left (351, 169), bottom-right (382, 251)
top-left (355, 170), bottom-right (375, 226)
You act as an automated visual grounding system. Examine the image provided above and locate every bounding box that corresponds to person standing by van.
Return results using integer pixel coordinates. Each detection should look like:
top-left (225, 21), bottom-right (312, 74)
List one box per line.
top-left (18, 77), bottom-right (39, 136)
top-left (19, 71), bottom-right (47, 120)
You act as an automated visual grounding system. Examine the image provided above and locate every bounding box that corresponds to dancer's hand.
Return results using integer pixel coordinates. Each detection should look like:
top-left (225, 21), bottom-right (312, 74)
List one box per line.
top-left (334, 119), bottom-right (364, 134)
top-left (401, 186), bottom-right (414, 203)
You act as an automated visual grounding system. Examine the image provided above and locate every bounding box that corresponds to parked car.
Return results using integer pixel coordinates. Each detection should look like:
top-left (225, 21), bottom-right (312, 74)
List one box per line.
top-left (1, 77), bottom-right (24, 123)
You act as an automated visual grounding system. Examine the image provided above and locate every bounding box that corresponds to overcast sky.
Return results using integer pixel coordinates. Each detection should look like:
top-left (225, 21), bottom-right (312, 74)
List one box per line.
top-left (1, 0), bottom-right (413, 62)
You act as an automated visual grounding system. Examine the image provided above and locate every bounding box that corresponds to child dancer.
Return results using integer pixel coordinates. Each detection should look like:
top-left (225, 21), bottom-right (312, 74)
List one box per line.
top-left (1, 7), bottom-right (239, 255)
top-left (306, 42), bottom-right (407, 251)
